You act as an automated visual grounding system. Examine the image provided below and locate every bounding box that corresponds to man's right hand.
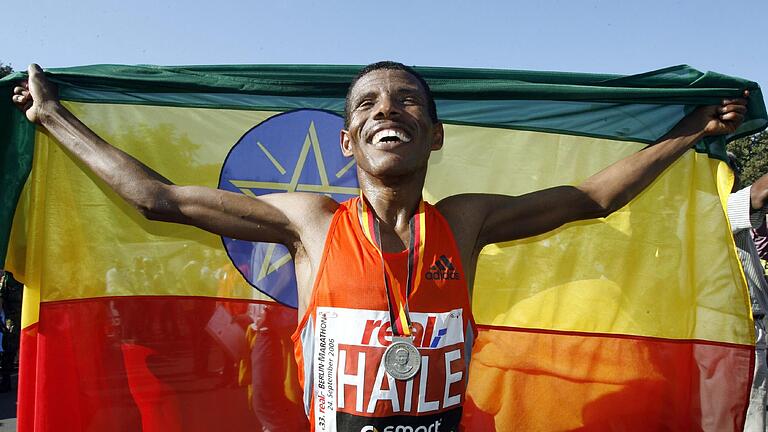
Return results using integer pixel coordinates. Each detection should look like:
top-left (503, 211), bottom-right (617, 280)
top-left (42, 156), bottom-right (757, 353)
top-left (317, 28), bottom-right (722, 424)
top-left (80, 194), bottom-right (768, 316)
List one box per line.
top-left (12, 64), bottom-right (59, 125)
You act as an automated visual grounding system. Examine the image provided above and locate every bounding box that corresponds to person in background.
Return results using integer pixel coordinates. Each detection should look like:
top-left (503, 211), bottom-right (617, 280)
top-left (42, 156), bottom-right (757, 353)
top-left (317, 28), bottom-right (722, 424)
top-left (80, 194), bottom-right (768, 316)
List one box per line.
top-left (726, 152), bottom-right (768, 431)
top-left (0, 270), bottom-right (23, 393)
top-left (751, 219), bottom-right (768, 271)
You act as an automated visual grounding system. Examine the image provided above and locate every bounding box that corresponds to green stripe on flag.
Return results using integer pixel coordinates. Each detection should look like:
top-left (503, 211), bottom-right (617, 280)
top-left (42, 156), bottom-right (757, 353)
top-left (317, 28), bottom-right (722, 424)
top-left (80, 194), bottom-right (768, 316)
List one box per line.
top-left (0, 87), bottom-right (35, 268)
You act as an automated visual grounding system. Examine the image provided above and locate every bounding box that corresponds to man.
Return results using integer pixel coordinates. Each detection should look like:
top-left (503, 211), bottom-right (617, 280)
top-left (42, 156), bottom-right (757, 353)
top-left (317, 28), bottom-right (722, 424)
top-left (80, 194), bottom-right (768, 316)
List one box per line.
top-left (12, 62), bottom-right (747, 431)
top-left (726, 153), bottom-right (768, 432)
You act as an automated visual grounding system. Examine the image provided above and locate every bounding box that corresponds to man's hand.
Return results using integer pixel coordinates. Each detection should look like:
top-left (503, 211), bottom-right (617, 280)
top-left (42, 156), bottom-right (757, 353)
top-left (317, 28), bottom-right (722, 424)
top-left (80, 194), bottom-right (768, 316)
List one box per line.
top-left (11, 64), bottom-right (59, 124)
top-left (686, 90), bottom-right (750, 137)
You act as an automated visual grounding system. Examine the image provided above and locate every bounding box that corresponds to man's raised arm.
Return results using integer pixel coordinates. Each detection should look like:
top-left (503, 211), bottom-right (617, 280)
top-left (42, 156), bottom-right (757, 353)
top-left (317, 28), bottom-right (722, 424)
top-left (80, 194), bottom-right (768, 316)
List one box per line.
top-left (438, 94), bottom-right (749, 252)
top-left (12, 64), bottom-right (336, 246)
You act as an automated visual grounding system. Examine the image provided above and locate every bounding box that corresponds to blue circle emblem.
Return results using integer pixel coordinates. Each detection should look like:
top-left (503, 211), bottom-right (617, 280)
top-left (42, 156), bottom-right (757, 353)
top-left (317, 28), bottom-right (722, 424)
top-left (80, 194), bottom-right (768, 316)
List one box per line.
top-left (218, 109), bottom-right (358, 308)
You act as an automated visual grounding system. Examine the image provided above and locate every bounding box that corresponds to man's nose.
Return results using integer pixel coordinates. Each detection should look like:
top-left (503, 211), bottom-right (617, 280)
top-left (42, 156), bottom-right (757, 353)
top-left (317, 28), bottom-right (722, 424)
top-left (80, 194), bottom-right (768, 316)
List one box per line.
top-left (374, 95), bottom-right (401, 119)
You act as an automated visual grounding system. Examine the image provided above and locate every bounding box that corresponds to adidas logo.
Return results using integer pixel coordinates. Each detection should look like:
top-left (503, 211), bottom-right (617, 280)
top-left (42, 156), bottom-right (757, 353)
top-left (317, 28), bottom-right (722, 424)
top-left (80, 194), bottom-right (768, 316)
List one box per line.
top-left (425, 255), bottom-right (461, 280)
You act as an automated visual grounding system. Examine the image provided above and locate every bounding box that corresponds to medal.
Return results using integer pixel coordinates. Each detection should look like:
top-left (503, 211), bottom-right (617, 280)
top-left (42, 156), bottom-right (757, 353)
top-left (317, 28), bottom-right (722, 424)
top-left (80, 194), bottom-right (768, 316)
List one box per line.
top-left (359, 195), bottom-right (427, 381)
top-left (383, 336), bottom-right (421, 380)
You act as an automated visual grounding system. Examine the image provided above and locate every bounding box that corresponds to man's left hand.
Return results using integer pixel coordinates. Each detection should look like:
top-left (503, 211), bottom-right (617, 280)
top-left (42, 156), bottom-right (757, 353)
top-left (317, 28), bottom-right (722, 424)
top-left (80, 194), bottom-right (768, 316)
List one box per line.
top-left (694, 90), bottom-right (750, 137)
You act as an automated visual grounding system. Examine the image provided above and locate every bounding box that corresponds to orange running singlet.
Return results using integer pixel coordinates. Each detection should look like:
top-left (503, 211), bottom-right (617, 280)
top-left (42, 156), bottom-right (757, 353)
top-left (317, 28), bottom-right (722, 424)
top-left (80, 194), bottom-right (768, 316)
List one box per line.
top-left (293, 197), bottom-right (476, 432)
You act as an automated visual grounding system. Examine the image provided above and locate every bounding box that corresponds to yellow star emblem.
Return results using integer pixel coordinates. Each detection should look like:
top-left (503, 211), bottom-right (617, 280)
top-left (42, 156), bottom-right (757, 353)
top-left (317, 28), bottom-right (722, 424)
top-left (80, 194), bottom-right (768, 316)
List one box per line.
top-left (228, 121), bottom-right (359, 281)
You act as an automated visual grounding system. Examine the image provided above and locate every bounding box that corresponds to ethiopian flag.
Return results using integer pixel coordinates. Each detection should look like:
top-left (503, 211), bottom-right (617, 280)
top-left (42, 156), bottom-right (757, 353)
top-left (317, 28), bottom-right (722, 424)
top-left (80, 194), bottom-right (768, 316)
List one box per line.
top-left (1, 64), bottom-right (766, 431)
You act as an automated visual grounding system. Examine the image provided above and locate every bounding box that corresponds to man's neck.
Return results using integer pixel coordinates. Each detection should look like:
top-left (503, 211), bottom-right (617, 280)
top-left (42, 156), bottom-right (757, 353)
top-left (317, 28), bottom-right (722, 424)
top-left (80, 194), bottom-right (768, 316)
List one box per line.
top-left (358, 170), bottom-right (425, 250)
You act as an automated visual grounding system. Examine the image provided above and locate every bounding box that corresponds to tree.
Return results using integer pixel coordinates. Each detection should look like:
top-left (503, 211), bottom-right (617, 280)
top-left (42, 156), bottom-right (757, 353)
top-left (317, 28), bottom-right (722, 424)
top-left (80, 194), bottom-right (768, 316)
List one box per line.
top-left (727, 130), bottom-right (768, 186)
top-left (0, 62), bottom-right (12, 78)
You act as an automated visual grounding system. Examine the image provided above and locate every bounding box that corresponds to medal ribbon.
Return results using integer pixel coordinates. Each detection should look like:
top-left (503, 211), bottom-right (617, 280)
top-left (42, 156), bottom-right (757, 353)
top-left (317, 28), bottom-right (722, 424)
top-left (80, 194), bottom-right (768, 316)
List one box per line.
top-left (358, 194), bottom-right (426, 338)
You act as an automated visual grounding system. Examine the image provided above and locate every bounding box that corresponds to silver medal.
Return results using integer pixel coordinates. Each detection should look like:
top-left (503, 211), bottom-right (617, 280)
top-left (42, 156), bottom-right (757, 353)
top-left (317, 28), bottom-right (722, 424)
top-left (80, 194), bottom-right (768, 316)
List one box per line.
top-left (383, 337), bottom-right (421, 381)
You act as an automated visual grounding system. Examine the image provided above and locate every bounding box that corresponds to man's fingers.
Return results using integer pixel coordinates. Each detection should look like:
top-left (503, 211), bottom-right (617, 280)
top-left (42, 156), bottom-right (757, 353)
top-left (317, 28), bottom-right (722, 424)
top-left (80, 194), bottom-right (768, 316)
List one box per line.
top-left (722, 98), bottom-right (748, 106)
top-left (719, 104), bottom-right (748, 115)
top-left (12, 89), bottom-right (30, 100)
top-left (26, 64), bottom-right (48, 91)
top-left (27, 63), bottom-right (44, 78)
top-left (720, 112), bottom-right (744, 122)
top-left (14, 92), bottom-right (30, 101)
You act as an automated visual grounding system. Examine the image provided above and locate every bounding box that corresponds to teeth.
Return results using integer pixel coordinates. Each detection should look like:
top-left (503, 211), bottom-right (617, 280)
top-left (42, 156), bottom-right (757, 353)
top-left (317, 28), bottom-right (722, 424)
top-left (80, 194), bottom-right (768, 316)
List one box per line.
top-left (372, 129), bottom-right (411, 144)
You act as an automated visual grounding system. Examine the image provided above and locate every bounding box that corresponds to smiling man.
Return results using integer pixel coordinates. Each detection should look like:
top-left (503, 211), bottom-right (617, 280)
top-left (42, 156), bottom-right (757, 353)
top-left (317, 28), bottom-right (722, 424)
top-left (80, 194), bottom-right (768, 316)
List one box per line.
top-left (12, 61), bottom-right (748, 431)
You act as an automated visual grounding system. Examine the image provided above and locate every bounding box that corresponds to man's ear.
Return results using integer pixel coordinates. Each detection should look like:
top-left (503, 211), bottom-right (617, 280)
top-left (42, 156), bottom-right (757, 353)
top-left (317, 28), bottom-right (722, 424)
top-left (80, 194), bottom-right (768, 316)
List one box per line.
top-left (340, 129), bottom-right (354, 157)
top-left (430, 122), bottom-right (444, 151)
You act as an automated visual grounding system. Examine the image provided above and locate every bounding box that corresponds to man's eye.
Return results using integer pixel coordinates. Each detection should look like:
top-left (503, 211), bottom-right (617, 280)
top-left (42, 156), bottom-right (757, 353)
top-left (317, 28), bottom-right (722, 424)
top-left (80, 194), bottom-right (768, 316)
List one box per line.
top-left (357, 100), bottom-right (373, 109)
top-left (403, 97), bottom-right (420, 105)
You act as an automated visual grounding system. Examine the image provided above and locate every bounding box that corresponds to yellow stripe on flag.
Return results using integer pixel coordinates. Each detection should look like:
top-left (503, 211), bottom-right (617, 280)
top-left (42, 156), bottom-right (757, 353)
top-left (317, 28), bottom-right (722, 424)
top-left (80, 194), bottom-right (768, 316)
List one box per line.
top-left (5, 103), bottom-right (753, 347)
top-left (425, 124), bottom-right (752, 345)
top-left (6, 103), bottom-right (277, 303)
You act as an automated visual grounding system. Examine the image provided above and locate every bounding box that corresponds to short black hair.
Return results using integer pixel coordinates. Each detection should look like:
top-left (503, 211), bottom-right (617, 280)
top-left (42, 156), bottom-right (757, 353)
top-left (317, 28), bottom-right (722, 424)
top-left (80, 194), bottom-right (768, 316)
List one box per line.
top-left (343, 61), bottom-right (438, 128)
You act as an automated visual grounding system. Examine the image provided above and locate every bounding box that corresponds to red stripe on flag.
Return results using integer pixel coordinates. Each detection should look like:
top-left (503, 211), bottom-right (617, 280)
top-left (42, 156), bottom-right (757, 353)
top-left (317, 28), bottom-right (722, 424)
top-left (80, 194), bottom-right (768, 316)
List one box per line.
top-left (17, 324), bottom-right (37, 432)
top-left (19, 297), bottom-right (753, 431)
top-left (462, 327), bottom-right (754, 431)
top-left (18, 297), bottom-right (308, 432)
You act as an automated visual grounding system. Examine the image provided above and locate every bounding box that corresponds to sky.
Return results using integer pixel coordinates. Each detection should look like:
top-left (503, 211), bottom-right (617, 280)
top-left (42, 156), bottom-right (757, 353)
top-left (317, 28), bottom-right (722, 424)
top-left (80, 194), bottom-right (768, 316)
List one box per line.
top-left (1, 0), bottom-right (766, 92)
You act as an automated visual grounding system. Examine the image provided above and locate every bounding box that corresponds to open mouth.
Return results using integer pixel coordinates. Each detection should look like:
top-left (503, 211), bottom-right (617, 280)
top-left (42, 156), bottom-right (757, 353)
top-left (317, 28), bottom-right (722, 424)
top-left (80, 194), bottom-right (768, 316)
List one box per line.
top-left (372, 128), bottom-right (412, 146)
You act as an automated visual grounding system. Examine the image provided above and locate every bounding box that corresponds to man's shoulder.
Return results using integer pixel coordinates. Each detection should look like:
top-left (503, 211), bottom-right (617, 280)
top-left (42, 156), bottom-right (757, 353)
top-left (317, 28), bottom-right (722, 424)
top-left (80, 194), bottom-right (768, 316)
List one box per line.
top-left (434, 193), bottom-right (479, 210)
top-left (276, 192), bottom-right (342, 214)
top-left (433, 194), bottom-right (493, 242)
top-left (434, 193), bottom-right (499, 218)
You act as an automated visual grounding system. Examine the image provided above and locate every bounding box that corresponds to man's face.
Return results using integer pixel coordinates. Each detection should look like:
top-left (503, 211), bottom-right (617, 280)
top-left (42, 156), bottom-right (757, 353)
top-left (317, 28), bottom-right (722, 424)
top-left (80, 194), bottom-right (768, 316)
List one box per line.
top-left (341, 69), bottom-right (443, 179)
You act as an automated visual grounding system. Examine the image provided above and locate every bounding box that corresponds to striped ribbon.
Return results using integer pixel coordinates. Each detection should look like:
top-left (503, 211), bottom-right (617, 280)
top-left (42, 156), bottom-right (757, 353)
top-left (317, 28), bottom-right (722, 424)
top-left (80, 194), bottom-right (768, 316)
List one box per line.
top-left (358, 195), bottom-right (426, 338)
